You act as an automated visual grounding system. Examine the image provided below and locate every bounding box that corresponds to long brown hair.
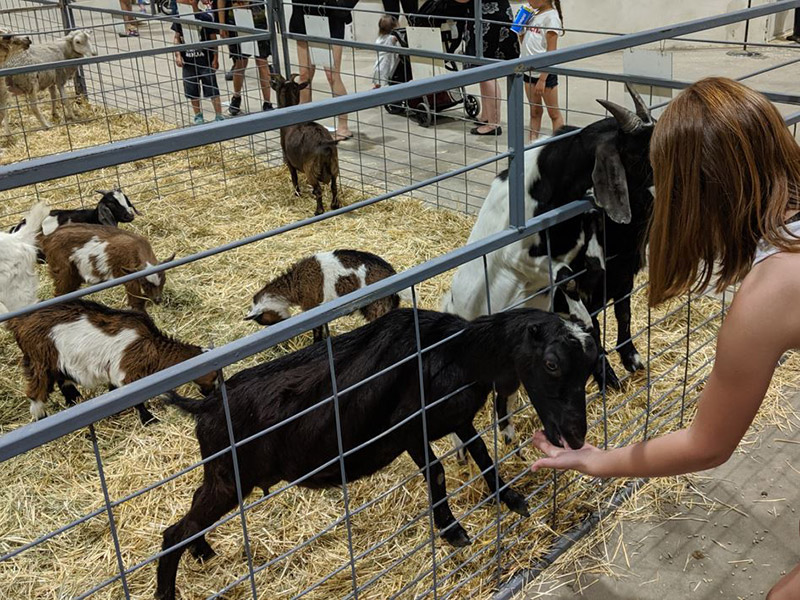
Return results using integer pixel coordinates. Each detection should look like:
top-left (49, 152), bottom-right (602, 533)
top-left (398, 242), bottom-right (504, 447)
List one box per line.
top-left (648, 77), bottom-right (800, 307)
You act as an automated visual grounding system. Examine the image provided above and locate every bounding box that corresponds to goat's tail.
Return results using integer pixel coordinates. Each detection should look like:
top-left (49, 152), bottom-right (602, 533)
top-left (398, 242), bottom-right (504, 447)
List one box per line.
top-left (15, 201), bottom-right (50, 245)
top-left (164, 390), bottom-right (214, 415)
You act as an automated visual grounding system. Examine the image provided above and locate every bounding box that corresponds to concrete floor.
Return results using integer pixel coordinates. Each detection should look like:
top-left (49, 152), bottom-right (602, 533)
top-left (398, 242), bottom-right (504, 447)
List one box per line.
top-left (521, 393), bottom-right (800, 600)
top-left (17, 3), bottom-right (800, 213)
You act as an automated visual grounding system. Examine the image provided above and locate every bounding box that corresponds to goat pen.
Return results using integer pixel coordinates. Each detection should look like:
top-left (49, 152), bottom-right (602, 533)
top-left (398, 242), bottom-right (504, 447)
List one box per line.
top-left (1, 1), bottom-right (800, 598)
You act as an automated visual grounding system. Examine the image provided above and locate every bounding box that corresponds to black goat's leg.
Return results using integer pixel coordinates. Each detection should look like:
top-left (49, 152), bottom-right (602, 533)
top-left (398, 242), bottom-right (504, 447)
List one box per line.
top-left (330, 177), bottom-right (340, 211)
top-left (590, 313), bottom-right (621, 391)
top-left (56, 376), bottom-right (82, 407)
top-left (407, 442), bottom-right (470, 547)
top-left (288, 165), bottom-right (301, 197)
top-left (455, 423), bottom-right (529, 517)
top-left (614, 295), bottom-right (644, 373)
top-left (109, 383), bottom-right (158, 425)
top-left (494, 393), bottom-right (515, 446)
top-left (156, 479), bottom-right (240, 600)
top-left (312, 182), bottom-right (324, 216)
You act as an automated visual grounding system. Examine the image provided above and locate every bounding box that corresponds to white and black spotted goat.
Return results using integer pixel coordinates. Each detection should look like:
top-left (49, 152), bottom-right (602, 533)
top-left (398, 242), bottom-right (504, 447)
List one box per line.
top-left (9, 189), bottom-right (138, 236)
top-left (441, 84), bottom-right (655, 451)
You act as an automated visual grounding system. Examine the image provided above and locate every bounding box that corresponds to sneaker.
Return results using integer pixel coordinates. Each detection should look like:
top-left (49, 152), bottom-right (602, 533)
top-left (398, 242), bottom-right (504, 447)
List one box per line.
top-left (228, 95), bottom-right (242, 116)
top-left (214, 113), bottom-right (225, 122)
top-left (262, 101), bottom-right (274, 111)
top-left (225, 69), bottom-right (234, 82)
top-left (193, 113), bottom-right (204, 125)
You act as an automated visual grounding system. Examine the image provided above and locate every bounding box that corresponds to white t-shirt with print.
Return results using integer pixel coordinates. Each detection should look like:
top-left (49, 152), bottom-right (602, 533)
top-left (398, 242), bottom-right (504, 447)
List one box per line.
top-left (522, 8), bottom-right (561, 58)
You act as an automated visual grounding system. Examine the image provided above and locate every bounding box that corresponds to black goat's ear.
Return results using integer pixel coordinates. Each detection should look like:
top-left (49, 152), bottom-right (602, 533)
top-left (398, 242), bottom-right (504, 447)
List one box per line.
top-left (592, 140), bottom-right (631, 225)
top-left (97, 202), bottom-right (116, 226)
top-left (94, 188), bottom-right (109, 196)
top-left (297, 80), bottom-right (309, 91)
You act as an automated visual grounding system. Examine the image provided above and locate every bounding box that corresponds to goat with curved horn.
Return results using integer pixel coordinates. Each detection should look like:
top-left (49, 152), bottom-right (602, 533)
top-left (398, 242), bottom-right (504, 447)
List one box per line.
top-left (625, 82), bottom-right (654, 123)
top-left (596, 98), bottom-right (644, 134)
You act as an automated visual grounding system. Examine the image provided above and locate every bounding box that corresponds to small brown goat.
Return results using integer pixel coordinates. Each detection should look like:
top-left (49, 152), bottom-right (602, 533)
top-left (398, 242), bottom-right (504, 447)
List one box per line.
top-left (40, 223), bottom-right (174, 312)
top-left (270, 74), bottom-right (340, 216)
top-left (0, 33), bottom-right (31, 64)
top-left (7, 299), bottom-right (218, 423)
top-left (245, 249), bottom-right (409, 341)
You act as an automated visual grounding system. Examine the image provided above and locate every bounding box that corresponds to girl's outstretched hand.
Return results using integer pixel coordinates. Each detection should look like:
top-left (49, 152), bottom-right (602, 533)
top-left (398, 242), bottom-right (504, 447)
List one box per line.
top-left (530, 431), bottom-right (602, 475)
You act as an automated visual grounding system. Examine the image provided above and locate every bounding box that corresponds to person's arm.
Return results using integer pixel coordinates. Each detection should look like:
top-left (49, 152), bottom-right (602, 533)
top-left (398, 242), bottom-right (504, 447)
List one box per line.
top-left (209, 28), bottom-right (219, 69)
top-left (217, 0), bottom-right (228, 37)
top-left (174, 30), bottom-right (184, 67)
top-left (535, 30), bottom-right (558, 94)
top-left (532, 271), bottom-right (795, 477)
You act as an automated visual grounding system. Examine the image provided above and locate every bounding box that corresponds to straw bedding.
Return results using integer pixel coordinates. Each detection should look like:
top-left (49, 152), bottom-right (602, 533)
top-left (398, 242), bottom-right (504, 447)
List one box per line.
top-left (0, 104), bottom-right (798, 600)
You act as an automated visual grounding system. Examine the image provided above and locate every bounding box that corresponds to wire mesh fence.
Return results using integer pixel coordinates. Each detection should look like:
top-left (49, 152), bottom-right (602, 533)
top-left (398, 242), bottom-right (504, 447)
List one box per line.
top-left (1, 1), bottom-right (800, 599)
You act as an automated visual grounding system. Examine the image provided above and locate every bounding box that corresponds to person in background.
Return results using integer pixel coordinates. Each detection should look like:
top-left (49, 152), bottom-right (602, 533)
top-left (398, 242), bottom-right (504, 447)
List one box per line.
top-left (118, 0), bottom-right (140, 36)
top-left (455, 0), bottom-right (520, 136)
top-left (137, 0), bottom-right (149, 13)
top-left (372, 14), bottom-right (400, 88)
top-left (381, 0), bottom-right (417, 22)
top-left (218, 0), bottom-right (273, 115)
top-left (173, 0), bottom-right (225, 123)
top-left (788, 8), bottom-right (800, 43)
top-left (520, 0), bottom-right (563, 140)
top-left (288, 0), bottom-right (355, 141)
top-left (529, 78), bottom-right (800, 600)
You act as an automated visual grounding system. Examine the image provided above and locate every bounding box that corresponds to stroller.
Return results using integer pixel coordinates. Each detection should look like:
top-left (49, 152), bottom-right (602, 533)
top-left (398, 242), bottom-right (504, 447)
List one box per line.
top-left (383, 26), bottom-right (480, 127)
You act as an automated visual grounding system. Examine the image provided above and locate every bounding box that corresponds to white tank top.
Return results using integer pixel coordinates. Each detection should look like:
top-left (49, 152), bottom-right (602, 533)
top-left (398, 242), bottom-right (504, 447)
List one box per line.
top-left (753, 220), bottom-right (800, 266)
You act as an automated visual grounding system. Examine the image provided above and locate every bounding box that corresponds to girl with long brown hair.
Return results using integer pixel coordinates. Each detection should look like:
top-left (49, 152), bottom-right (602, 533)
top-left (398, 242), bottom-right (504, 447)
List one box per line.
top-left (530, 77), bottom-right (800, 599)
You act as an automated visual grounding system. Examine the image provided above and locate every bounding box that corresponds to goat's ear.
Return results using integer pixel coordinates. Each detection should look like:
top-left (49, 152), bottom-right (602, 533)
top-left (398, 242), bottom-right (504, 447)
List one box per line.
top-left (120, 265), bottom-right (137, 275)
top-left (297, 80), bottom-right (309, 91)
top-left (591, 140), bottom-right (631, 225)
top-left (94, 188), bottom-right (109, 196)
top-left (270, 73), bottom-right (285, 91)
top-left (97, 202), bottom-right (116, 226)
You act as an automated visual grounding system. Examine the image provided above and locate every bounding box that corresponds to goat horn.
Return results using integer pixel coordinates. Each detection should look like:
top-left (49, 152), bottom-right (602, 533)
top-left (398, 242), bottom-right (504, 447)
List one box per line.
top-left (625, 83), bottom-right (654, 123)
top-left (596, 99), bottom-right (644, 134)
top-left (290, 73), bottom-right (299, 82)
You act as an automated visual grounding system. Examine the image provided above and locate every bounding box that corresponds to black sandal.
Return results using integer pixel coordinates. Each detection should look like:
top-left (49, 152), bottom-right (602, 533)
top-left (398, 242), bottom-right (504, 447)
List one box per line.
top-left (470, 126), bottom-right (502, 136)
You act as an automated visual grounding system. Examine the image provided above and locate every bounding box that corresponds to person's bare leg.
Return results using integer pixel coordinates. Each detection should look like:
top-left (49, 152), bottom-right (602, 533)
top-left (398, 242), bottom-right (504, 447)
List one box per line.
top-left (296, 41), bottom-right (315, 104)
top-left (526, 81), bottom-right (544, 141)
top-left (255, 57), bottom-right (271, 104)
top-left (324, 45), bottom-right (350, 138)
top-left (211, 95), bottom-right (222, 115)
top-left (474, 79), bottom-right (500, 134)
top-left (190, 98), bottom-right (201, 115)
top-left (543, 85), bottom-right (563, 134)
top-left (232, 56), bottom-right (248, 97)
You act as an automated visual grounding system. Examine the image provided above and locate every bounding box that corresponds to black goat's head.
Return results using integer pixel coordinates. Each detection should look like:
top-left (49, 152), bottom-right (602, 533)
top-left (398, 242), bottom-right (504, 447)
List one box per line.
top-left (95, 188), bottom-right (139, 225)
top-left (589, 83), bottom-right (655, 225)
top-left (505, 310), bottom-right (597, 449)
top-left (270, 73), bottom-right (309, 109)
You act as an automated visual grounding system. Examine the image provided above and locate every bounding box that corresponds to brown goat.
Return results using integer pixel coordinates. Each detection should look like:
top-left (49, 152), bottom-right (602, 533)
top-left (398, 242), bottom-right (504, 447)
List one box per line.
top-left (270, 74), bottom-right (340, 216)
top-left (7, 299), bottom-right (218, 424)
top-left (0, 33), bottom-right (31, 64)
top-left (40, 223), bottom-right (175, 312)
top-left (245, 249), bottom-right (409, 342)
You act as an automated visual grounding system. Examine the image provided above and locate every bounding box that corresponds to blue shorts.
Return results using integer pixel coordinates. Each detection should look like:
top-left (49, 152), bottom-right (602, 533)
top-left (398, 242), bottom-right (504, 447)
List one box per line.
top-left (523, 73), bottom-right (559, 88)
top-left (182, 59), bottom-right (221, 99)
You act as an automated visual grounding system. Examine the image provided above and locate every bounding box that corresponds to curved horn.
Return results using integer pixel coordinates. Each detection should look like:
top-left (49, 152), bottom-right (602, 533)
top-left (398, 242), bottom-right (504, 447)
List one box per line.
top-left (625, 83), bottom-right (653, 123)
top-left (596, 99), bottom-right (644, 134)
top-left (290, 73), bottom-right (299, 82)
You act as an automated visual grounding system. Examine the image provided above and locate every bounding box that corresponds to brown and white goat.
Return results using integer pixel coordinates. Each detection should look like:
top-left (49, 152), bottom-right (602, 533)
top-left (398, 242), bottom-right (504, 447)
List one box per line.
top-left (245, 249), bottom-right (409, 341)
top-left (0, 32), bottom-right (31, 65)
top-left (7, 299), bottom-right (218, 423)
top-left (270, 74), bottom-right (340, 216)
top-left (40, 224), bottom-right (174, 312)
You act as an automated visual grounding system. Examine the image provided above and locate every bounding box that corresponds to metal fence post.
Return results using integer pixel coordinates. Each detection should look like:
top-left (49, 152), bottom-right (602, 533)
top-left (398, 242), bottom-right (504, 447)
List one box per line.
top-left (273, 0), bottom-right (292, 79)
top-left (506, 71), bottom-right (525, 228)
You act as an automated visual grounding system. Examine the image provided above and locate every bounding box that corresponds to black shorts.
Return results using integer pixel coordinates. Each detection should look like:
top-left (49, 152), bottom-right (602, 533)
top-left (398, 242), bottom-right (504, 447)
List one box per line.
top-left (288, 3), bottom-right (347, 40)
top-left (225, 9), bottom-right (271, 59)
top-left (182, 59), bottom-right (221, 99)
top-left (523, 72), bottom-right (559, 88)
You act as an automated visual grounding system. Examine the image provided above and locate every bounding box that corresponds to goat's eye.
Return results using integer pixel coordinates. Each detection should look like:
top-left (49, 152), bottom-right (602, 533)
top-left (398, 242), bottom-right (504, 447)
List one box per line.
top-left (545, 361), bottom-right (558, 372)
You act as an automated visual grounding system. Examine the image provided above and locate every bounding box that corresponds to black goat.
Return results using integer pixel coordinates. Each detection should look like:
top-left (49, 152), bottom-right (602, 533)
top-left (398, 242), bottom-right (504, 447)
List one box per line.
top-left (270, 73), bottom-right (340, 216)
top-left (156, 308), bottom-right (597, 600)
top-left (9, 188), bottom-right (138, 236)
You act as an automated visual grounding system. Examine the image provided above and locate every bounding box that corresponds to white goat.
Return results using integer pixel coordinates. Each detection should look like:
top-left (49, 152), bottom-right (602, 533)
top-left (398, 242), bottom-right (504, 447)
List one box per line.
top-left (0, 201), bottom-right (49, 316)
top-left (0, 30), bottom-right (96, 134)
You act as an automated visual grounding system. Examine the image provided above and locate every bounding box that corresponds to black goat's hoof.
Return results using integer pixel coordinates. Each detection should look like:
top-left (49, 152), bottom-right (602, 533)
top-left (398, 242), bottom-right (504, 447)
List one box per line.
top-left (621, 351), bottom-right (645, 374)
top-left (501, 423), bottom-right (516, 446)
top-left (442, 523), bottom-right (471, 547)
top-left (501, 488), bottom-right (530, 517)
top-left (314, 208), bottom-right (324, 216)
top-left (189, 540), bottom-right (217, 563)
top-left (140, 413), bottom-right (160, 426)
top-left (594, 367), bottom-right (621, 392)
